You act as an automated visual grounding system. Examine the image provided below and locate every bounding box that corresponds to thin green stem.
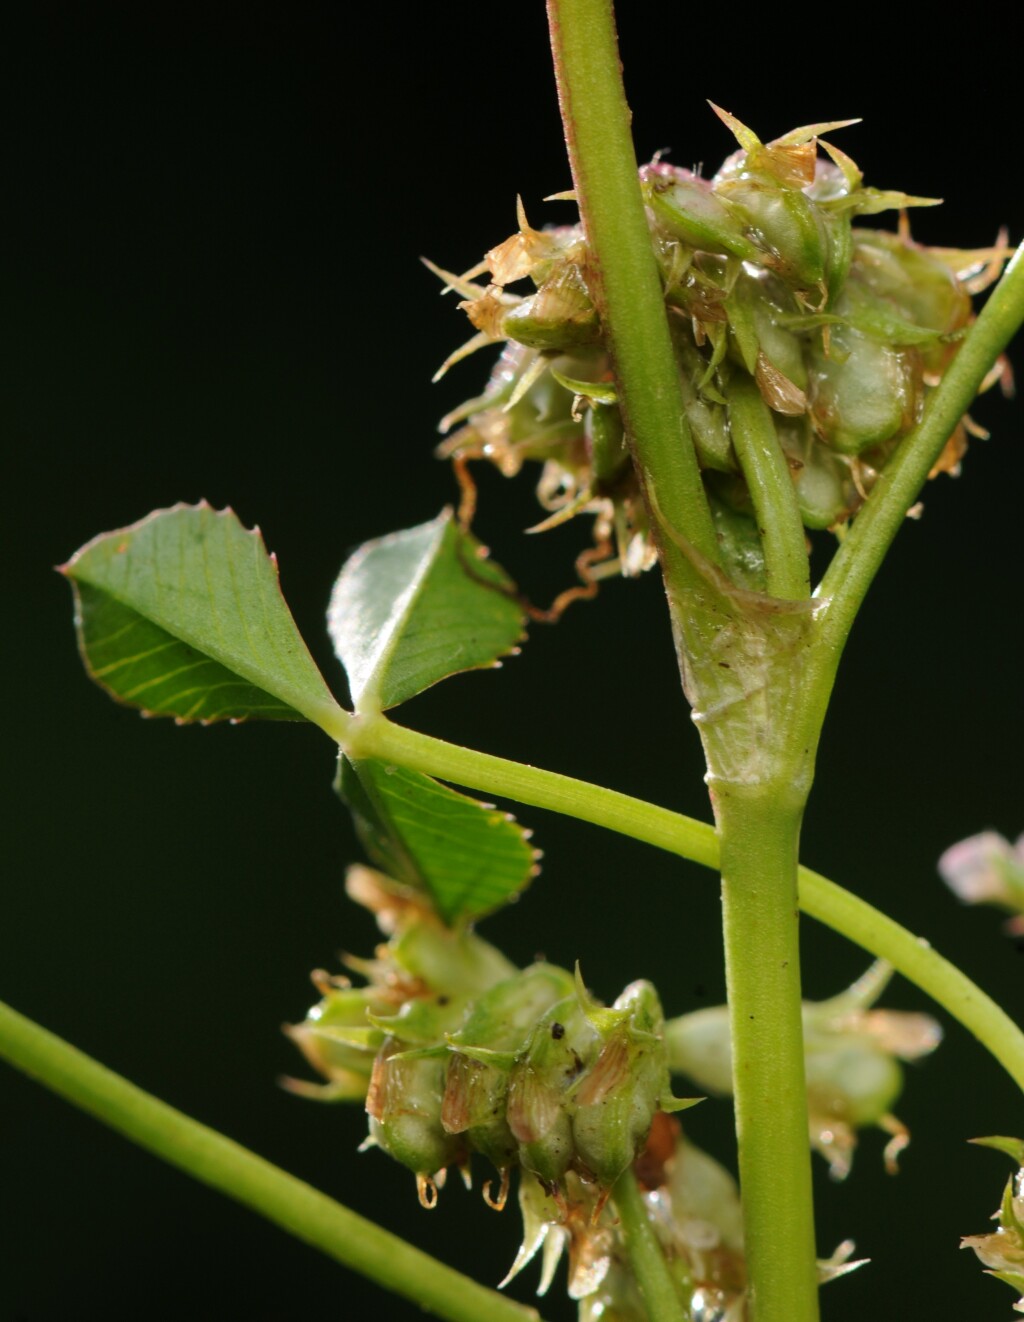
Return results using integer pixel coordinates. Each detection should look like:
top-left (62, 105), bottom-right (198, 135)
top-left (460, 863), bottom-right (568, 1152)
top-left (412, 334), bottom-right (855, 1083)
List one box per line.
top-left (612, 1167), bottom-right (685, 1321)
top-left (348, 716), bottom-right (1024, 1094)
top-left (0, 999), bottom-right (542, 1322)
top-left (545, 0), bottom-right (719, 568)
top-left (796, 867), bottom-right (1024, 1092)
top-left (353, 715), bottom-right (718, 866)
top-left (816, 240), bottom-right (1024, 660)
top-left (728, 375), bottom-right (810, 600)
top-left (716, 793), bottom-right (819, 1322)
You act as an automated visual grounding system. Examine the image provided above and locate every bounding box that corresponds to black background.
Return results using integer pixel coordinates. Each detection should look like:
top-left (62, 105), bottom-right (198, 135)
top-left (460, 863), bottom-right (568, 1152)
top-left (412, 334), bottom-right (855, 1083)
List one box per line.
top-left (4, 5), bottom-right (1023, 1319)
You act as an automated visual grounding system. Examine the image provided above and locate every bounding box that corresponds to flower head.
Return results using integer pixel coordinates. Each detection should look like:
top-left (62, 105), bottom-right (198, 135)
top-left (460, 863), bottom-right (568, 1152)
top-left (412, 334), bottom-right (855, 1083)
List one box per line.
top-left (429, 108), bottom-right (1010, 605)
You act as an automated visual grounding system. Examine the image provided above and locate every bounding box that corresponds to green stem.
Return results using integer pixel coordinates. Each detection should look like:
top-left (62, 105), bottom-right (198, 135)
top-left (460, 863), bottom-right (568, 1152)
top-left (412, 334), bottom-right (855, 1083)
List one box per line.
top-left (545, 0), bottom-right (719, 568)
top-left (349, 716), bottom-right (1024, 1094)
top-left (0, 999), bottom-right (543, 1322)
top-left (716, 793), bottom-right (819, 1322)
top-left (544, 10), bottom-right (821, 1307)
top-left (796, 867), bottom-right (1024, 1093)
top-left (816, 240), bottom-right (1024, 660)
top-left (612, 1167), bottom-right (685, 1321)
top-left (727, 375), bottom-right (810, 600)
top-left (352, 715), bottom-right (717, 865)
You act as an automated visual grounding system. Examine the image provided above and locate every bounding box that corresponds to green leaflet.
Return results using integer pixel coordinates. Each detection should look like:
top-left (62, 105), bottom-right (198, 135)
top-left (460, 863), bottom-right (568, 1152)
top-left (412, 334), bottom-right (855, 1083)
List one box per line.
top-left (62, 503), bottom-right (341, 729)
top-left (337, 756), bottom-right (537, 926)
top-left (328, 510), bottom-right (526, 713)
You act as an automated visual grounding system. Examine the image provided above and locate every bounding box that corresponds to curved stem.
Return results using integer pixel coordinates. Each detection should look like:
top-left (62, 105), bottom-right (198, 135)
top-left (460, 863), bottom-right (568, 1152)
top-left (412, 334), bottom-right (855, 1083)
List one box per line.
top-left (796, 867), bottom-right (1024, 1092)
top-left (354, 715), bottom-right (719, 866)
top-left (351, 717), bottom-right (1024, 1094)
top-left (728, 375), bottom-right (810, 600)
top-left (612, 1167), bottom-right (685, 1321)
top-left (0, 999), bottom-right (543, 1322)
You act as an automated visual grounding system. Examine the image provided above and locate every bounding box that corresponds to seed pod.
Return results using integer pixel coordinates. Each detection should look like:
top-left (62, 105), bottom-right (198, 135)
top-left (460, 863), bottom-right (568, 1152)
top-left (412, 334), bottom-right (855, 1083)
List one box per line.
top-left (502, 264), bottom-right (599, 351)
top-left (443, 964), bottom-right (574, 1173)
top-left (717, 173), bottom-right (830, 292)
top-left (367, 1038), bottom-right (463, 1198)
top-left (673, 331), bottom-right (735, 473)
top-left (775, 416), bottom-right (857, 530)
top-left (284, 982), bottom-right (386, 1101)
top-left (702, 486), bottom-right (767, 592)
top-left (666, 963), bottom-right (942, 1177)
top-left (507, 995), bottom-right (598, 1186)
top-left (642, 163), bottom-right (760, 263)
top-left (585, 400), bottom-right (629, 491)
top-left (807, 326), bottom-right (920, 454)
top-left (850, 229), bottom-right (970, 372)
top-left (389, 918), bottom-right (516, 1000)
top-left (571, 980), bottom-right (674, 1189)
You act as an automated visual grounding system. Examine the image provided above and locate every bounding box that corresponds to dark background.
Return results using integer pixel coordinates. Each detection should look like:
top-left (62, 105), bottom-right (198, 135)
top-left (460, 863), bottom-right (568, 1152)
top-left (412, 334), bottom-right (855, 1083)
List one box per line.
top-left (4, 6), bottom-right (1023, 1319)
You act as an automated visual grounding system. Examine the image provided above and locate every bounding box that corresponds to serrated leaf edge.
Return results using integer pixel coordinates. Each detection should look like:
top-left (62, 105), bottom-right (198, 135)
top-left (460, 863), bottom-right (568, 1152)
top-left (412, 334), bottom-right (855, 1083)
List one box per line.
top-left (62, 501), bottom-right (345, 733)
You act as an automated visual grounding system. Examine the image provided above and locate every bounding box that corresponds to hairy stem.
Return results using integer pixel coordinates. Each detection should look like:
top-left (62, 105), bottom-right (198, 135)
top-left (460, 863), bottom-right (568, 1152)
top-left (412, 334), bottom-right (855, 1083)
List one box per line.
top-left (612, 1167), bottom-right (685, 1321)
top-left (353, 717), bottom-right (1024, 1094)
top-left (0, 1000), bottom-right (542, 1322)
top-left (716, 792), bottom-right (819, 1322)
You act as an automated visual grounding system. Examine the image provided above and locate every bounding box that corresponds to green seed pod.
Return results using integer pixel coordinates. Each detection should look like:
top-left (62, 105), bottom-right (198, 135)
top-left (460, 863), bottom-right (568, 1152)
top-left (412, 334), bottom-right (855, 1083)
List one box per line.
top-left (507, 995), bottom-right (598, 1186)
top-left (284, 982), bottom-right (386, 1102)
top-left (705, 486), bottom-right (768, 592)
top-left (667, 1137), bottom-right (745, 1257)
top-left (577, 1271), bottom-right (648, 1322)
top-left (717, 174), bottom-right (829, 291)
top-left (666, 963), bottom-right (941, 1177)
top-left (440, 1051), bottom-right (519, 1174)
top-left (804, 1041), bottom-right (903, 1130)
top-left (850, 228), bottom-right (971, 370)
top-left (775, 416), bottom-right (857, 530)
top-left (369, 987), bottom-right (472, 1048)
top-left (442, 963), bottom-right (575, 1173)
top-left (502, 263), bottom-right (600, 351)
top-left (571, 980), bottom-right (672, 1188)
top-left (807, 326), bottom-right (920, 454)
top-left (672, 331), bottom-right (735, 473)
top-left (366, 1038), bottom-right (463, 1202)
top-left (642, 162), bottom-right (760, 263)
top-left (389, 919), bottom-right (516, 1000)
top-left (585, 399), bottom-right (629, 491)
top-left (665, 1002), bottom-right (737, 1096)
top-left (726, 270), bottom-right (808, 391)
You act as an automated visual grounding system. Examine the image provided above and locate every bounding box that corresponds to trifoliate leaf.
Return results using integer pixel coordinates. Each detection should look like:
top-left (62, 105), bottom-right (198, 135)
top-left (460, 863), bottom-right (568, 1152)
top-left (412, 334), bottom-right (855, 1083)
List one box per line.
top-left (328, 510), bottom-right (526, 713)
top-left (62, 503), bottom-right (341, 729)
top-left (337, 756), bottom-right (537, 925)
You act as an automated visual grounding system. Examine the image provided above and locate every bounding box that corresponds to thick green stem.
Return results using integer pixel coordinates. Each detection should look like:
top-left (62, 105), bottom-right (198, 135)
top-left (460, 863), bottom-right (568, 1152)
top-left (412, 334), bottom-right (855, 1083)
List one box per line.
top-left (717, 792), bottom-right (820, 1322)
top-left (544, 11), bottom-right (823, 1310)
top-left (0, 999), bottom-right (542, 1322)
top-left (545, 0), bottom-right (719, 570)
top-left (612, 1167), bottom-right (685, 1321)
